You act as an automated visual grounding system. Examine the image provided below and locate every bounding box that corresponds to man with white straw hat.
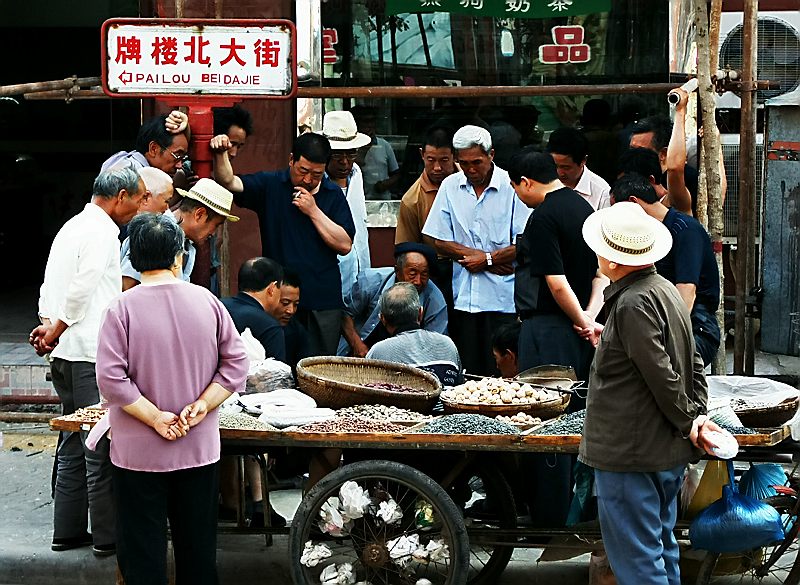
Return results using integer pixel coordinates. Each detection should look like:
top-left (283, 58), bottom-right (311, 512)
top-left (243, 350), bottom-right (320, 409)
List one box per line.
top-left (579, 201), bottom-right (721, 585)
top-left (121, 178), bottom-right (238, 290)
top-left (321, 110), bottom-right (372, 297)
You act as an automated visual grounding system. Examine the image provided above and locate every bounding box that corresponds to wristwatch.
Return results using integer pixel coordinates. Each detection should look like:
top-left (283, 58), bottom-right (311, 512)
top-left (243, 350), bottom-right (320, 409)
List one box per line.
top-left (485, 252), bottom-right (493, 266)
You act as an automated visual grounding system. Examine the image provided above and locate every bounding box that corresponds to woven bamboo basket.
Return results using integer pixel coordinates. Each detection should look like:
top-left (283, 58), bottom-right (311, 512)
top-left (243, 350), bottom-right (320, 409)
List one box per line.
top-left (733, 396), bottom-right (799, 428)
top-left (296, 357), bottom-right (442, 412)
top-left (440, 392), bottom-right (570, 420)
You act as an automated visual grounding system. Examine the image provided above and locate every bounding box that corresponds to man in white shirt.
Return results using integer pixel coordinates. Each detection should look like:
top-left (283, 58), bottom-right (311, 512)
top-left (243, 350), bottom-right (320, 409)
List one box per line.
top-left (321, 110), bottom-right (373, 297)
top-left (422, 125), bottom-right (530, 375)
top-left (547, 127), bottom-right (610, 211)
top-left (30, 166), bottom-right (146, 556)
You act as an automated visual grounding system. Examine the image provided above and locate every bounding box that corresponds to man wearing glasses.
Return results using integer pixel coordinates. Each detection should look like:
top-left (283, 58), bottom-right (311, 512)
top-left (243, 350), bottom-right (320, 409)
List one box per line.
top-left (212, 132), bottom-right (356, 356)
top-left (101, 111), bottom-right (190, 178)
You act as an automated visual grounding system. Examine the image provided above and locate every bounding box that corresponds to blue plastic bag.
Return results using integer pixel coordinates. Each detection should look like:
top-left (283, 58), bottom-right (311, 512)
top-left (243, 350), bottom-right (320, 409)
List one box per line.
top-left (689, 461), bottom-right (785, 553)
top-left (739, 463), bottom-right (786, 501)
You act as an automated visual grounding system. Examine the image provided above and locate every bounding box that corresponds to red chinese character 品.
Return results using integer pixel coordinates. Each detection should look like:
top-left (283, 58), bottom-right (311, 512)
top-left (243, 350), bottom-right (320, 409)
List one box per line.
top-left (322, 29), bottom-right (338, 65)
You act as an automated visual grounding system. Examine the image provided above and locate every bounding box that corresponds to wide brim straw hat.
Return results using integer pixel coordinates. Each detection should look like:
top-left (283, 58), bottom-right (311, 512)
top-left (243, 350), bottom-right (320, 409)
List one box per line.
top-left (582, 201), bottom-right (672, 266)
top-left (321, 111), bottom-right (371, 150)
top-left (176, 178), bottom-right (239, 222)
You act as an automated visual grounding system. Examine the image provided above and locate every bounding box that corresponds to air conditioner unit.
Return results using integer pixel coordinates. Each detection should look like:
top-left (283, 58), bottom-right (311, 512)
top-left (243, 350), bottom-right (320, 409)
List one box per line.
top-left (717, 11), bottom-right (800, 109)
top-left (716, 11), bottom-right (797, 241)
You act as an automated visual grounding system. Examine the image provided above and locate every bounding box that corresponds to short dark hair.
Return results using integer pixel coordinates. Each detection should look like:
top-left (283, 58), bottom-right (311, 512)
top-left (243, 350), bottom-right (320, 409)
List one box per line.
top-left (128, 212), bottom-right (186, 273)
top-left (378, 282), bottom-right (421, 328)
top-left (492, 321), bottom-right (521, 355)
top-left (134, 115), bottom-right (181, 154)
top-left (508, 146), bottom-right (558, 184)
top-left (291, 132), bottom-right (331, 165)
top-left (630, 115), bottom-right (672, 151)
top-left (280, 268), bottom-right (302, 289)
top-left (618, 147), bottom-right (662, 180)
top-left (612, 173), bottom-right (659, 204)
top-left (423, 125), bottom-right (454, 152)
top-left (213, 105), bottom-right (254, 136)
top-left (546, 127), bottom-right (588, 164)
top-left (238, 257), bottom-right (284, 292)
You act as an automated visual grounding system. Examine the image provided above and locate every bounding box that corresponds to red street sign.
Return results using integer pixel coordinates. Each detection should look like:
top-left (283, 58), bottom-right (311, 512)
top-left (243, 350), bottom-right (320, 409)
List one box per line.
top-left (101, 18), bottom-right (297, 99)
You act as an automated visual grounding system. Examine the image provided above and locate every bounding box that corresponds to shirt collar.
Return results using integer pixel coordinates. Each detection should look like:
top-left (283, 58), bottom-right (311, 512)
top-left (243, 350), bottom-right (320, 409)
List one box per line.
top-left (420, 171), bottom-right (439, 193)
top-left (457, 164), bottom-right (501, 194)
top-left (86, 202), bottom-right (120, 234)
top-left (603, 265), bottom-right (657, 303)
top-left (574, 166), bottom-right (592, 196)
top-left (236, 291), bottom-right (264, 309)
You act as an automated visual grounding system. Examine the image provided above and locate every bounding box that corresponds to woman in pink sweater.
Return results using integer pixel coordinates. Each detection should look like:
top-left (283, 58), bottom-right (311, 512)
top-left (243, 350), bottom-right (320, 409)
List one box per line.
top-left (97, 212), bottom-right (247, 585)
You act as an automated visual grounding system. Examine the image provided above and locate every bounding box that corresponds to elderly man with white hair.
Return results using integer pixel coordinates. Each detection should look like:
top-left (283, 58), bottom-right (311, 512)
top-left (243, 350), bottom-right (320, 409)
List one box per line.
top-left (422, 125), bottom-right (530, 375)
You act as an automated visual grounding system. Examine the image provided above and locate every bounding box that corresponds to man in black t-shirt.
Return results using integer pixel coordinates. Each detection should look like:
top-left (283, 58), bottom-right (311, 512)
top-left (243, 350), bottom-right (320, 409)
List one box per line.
top-left (509, 148), bottom-right (606, 530)
top-left (612, 173), bottom-right (721, 366)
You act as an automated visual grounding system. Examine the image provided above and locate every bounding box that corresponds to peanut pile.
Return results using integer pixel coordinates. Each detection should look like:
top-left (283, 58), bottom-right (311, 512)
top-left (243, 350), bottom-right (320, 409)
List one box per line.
top-left (298, 417), bottom-right (407, 434)
top-left (441, 378), bottom-right (560, 406)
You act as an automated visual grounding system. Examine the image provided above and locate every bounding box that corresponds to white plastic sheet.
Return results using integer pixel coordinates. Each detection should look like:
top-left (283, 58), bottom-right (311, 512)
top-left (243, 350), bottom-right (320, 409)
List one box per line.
top-left (300, 541), bottom-right (332, 567)
top-left (376, 499), bottom-right (403, 525)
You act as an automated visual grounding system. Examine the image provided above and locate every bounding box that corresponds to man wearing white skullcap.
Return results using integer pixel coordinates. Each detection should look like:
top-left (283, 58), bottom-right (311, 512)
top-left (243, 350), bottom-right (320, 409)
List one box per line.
top-left (422, 124), bottom-right (530, 375)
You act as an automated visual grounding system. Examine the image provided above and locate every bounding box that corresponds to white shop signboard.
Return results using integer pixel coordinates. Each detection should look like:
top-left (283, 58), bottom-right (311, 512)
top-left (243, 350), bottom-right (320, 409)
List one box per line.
top-left (101, 19), bottom-right (296, 98)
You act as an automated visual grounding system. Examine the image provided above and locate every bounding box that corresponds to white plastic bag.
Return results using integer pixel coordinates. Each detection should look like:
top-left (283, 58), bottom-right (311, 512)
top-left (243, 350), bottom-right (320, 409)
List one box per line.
top-left (376, 499), bottom-right (403, 525)
top-left (258, 407), bottom-right (336, 429)
top-left (425, 539), bottom-right (449, 563)
top-left (300, 541), bottom-right (332, 567)
top-left (241, 328), bottom-right (266, 362)
top-left (387, 534), bottom-right (419, 568)
top-left (319, 497), bottom-right (349, 537)
top-left (340, 481), bottom-right (371, 520)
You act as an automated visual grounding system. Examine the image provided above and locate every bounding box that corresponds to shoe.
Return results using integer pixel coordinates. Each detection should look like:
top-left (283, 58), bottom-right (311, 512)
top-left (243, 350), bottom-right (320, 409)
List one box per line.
top-left (52, 532), bottom-right (93, 551)
top-left (249, 506), bottom-right (287, 528)
top-left (92, 543), bottom-right (116, 557)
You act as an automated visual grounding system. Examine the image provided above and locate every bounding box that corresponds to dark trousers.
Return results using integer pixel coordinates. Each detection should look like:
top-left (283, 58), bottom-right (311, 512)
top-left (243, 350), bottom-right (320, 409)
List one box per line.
top-left (50, 358), bottom-right (115, 545)
top-left (113, 463), bottom-right (220, 585)
top-left (595, 466), bottom-right (684, 585)
top-left (296, 308), bottom-right (344, 357)
top-left (691, 304), bottom-right (721, 367)
top-left (449, 310), bottom-right (517, 376)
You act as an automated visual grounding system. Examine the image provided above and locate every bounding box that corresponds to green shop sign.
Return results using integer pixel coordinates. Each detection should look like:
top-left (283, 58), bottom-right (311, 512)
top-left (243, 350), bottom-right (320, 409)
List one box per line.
top-left (385, 0), bottom-right (611, 19)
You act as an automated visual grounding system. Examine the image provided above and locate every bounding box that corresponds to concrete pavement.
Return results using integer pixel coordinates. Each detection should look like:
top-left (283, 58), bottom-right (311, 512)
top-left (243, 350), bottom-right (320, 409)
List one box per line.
top-left (0, 421), bottom-right (593, 585)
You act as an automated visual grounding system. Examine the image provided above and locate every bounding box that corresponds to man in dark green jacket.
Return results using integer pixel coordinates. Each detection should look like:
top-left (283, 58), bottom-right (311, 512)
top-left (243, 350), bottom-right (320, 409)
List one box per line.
top-left (579, 201), bottom-right (724, 585)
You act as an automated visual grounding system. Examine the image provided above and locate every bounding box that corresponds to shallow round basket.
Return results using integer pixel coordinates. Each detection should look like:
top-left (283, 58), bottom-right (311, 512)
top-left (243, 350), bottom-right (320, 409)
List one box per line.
top-left (734, 396), bottom-right (799, 428)
top-left (440, 392), bottom-right (570, 420)
top-left (296, 356), bottom-right (441, 413)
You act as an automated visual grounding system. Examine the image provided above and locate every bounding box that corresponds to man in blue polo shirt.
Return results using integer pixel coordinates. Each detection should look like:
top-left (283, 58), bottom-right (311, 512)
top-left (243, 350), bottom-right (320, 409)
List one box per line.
top-left (212, 132), bottom-right (356, 356)
top-left (612, 173), bottom-right (721, 366)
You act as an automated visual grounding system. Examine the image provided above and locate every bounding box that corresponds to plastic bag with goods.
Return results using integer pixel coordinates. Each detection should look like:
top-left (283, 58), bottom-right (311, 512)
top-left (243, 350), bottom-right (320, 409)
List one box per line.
top-left (339, 481), bottom-right (371, 520)
top-left (300, 541), bottom-right (332, 567)
top-left (319, 497), bottom-right (350, 537)
top-left (415, 500), bottom-right (435, 529)
top-left (739, 463), bottom-right (787, 500)
top-left (690, 461), bottom-right (785, 553)
top-left (246, 358), bottom-right (294, 393)
top-left (240, 327), bottom-right (266, 362)
top-left (259, 407), bottom-right (336, 429)
top-left (387, 534), bottom-right (420, 568)
top-left (376, 499), bottom-right (403, 525)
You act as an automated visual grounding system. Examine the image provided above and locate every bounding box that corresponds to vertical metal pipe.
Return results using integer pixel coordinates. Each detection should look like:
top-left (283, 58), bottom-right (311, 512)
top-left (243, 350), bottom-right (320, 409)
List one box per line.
top-left (734, 0), bottom-right (758, 374)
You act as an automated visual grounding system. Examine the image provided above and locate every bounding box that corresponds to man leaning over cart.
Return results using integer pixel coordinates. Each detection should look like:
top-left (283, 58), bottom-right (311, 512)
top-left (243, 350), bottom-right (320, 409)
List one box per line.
top-left (579, 201), bottom-right (726, 585)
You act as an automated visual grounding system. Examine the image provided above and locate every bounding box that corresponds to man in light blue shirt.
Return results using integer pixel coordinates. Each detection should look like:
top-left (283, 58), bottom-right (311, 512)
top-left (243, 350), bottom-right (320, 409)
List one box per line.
top-left (422, 125), bottom-right (530, 374)
top-left (338, 243), bottom-right (447, 357)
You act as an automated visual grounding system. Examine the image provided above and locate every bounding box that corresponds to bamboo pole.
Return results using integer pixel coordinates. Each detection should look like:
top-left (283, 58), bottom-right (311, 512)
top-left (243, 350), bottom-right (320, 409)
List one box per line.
top-left (0, 76), bottom-right (99, 98)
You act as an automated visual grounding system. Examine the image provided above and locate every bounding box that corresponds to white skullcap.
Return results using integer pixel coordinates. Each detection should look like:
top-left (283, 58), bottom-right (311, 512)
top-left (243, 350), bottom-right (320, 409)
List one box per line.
top-left (452, 125), bottom-right (492, 153)
top-left (138, 166), bottom-right (173, 198)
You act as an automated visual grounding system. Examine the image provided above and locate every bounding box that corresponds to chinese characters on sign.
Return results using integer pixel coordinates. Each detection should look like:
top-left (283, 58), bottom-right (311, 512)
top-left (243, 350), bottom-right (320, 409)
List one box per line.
top-left (103, 21), bottom-right (295, 96)
top-left (385, 0), bottom-right (609, 18)
top-left (322, 28), bottom-right (339, 65)
top-left (539, 25), bottom-right (590, 64)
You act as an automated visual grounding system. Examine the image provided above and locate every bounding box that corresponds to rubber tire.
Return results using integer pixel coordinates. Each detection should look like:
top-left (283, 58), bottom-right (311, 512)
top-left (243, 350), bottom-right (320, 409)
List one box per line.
top-left (448, 462), bottom-right (517, 585)
top-left (289, 460), bottom-right (471, 585)
top-left (694, 495), bottom-right (800, 585)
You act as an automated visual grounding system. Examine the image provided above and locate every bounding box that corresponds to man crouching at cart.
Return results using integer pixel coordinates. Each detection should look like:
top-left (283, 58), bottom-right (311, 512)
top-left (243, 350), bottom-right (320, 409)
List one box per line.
top-left (579, 201), bottom-right (725, 585)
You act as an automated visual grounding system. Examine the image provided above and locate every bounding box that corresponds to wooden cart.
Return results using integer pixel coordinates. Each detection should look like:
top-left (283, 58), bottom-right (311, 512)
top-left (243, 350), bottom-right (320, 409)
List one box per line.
top-left (50, 415), bottom-right (799, 585)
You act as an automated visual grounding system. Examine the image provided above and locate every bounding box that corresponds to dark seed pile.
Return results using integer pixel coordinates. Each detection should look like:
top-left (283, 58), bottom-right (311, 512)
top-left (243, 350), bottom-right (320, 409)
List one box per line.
top-left (530, 410), bottom-right (586, 435)
top-left (719, 423), bottom-right (757, 435)
top-left (414, 414), bottom-right (520, 435)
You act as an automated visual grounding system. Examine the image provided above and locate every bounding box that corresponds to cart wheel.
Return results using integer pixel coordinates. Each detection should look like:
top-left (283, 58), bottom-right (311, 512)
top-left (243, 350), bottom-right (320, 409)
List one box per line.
top-left (695, 495), bottom-right (800, 585)
top-left (289, 460), bottom-right (470, 585)
top-left (443, 462), bottom-right (516, 585)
